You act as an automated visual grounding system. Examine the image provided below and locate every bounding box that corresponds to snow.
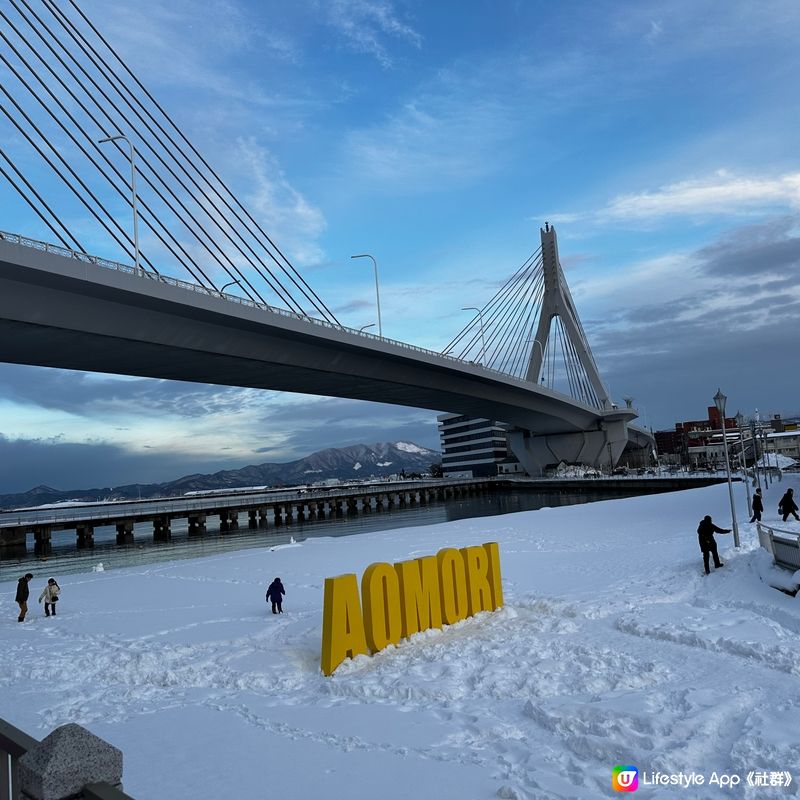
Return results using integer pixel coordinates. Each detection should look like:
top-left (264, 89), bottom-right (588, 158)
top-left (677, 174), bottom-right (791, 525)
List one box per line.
top-left (376, 461), bottom-right (393, 467)
top-left (757, 453), bottom-right (797, 469)
top-left (353, 461), bottom-right (362, 471)
top-left (2, 480), bottom-right (800, 799)
top-left (395, 441), bottom-right (430, 454)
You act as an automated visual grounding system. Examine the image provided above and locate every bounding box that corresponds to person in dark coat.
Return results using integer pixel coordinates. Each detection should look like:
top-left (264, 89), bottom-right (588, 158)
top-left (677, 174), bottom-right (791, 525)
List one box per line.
top-left (697, 516), bottom-right (730, 574)
top-left (266, 577), bottom-right (285, 614)
top-left (778, 488), bottom-right (799, 522)
top-left (749, 488), bottom-right (764, 523)
top-left (15, 573), bottom-right (33, 622)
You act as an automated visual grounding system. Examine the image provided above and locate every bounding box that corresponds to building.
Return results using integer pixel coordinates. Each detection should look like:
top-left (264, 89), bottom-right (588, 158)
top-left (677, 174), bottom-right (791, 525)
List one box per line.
top-left (437, 414), bottom-right (520, 477)
top-left (767, 431), bottom-right (800, 462)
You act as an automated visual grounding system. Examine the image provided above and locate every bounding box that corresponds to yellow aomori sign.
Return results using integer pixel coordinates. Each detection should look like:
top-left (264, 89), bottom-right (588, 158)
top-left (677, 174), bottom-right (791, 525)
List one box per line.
top-left (321, 542), bottom-right (503, 676)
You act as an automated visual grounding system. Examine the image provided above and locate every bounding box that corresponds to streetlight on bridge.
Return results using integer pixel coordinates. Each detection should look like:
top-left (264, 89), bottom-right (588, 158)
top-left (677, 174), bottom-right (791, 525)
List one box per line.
top-left (98, 134), bottom-right (141, 276)
top-left (714, 388), bottom-right (740, 547)
top-left (462, 307), bottom-right (486, 364)
top-left (220, 278), bottom-right (242, 294)
top-left (350, 254), bottom-right (382, 337)
top-left (359, 323), bottom-right (376, 333)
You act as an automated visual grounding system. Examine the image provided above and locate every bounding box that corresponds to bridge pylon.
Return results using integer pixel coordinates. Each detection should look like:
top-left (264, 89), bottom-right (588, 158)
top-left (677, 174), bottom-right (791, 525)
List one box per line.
top-left (508, 225), bottom-right (635, 475)
top-left (525, 225), bottom-right (610, 408)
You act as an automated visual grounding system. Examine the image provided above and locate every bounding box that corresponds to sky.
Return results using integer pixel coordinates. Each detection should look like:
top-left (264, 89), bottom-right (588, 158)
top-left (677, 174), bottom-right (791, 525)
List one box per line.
top-left (1, 0), bottom-right (800, 492)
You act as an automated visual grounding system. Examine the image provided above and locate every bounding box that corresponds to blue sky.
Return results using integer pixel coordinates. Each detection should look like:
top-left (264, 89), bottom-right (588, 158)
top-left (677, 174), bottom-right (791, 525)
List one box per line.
top-left (1, 0), bottom-right (800, 492)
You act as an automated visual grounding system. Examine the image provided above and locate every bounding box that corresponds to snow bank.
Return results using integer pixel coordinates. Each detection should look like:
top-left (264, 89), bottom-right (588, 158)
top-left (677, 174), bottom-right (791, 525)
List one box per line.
top-left (2, 480), bottom-right (799, 799)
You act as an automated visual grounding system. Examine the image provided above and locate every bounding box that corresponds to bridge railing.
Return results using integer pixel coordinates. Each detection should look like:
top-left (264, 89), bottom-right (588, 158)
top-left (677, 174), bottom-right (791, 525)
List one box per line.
top-left (0, 230), bottom-right (522, 382)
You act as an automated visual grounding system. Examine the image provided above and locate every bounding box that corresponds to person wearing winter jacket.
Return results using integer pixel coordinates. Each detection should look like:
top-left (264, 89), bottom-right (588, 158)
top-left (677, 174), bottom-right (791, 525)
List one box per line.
top-left (38, 578), bottom-right (61, 617)
top-left (266, 578), bottom-right (285, 614)
top-left (778, 488), bottom-right (799, 522)
top-left (697, 515), bottom-right (730, 574)
top-left (749, 488), bottom-right (764, 523)
top-left (15, 573), bottom-right (33, 622)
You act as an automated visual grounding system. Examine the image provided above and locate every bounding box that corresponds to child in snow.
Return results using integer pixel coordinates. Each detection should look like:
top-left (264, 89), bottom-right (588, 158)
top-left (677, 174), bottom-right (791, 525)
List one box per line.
top-left (38, 577), bottom-right (61, 617)
top-left (266, 577), bottom-right (285, 614)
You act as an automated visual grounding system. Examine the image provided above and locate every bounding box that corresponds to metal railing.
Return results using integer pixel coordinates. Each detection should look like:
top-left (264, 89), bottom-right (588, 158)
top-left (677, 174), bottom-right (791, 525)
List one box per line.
top-left (757, 522), bottom-right (800, 570)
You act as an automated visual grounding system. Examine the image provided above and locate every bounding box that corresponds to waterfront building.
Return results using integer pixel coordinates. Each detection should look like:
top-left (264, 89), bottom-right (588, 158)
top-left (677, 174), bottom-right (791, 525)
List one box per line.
top-left (437, 414), bottom-right (521, 478)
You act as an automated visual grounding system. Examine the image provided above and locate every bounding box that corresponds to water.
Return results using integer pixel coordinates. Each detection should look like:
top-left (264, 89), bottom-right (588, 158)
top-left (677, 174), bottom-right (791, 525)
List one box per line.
top-left (0, 487), bottom-right (641, 581)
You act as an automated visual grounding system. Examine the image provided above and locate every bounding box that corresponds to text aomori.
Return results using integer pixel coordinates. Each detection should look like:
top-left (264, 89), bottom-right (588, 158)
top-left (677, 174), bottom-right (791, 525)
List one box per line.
top-left (321, 542), bottom-right (503, 675)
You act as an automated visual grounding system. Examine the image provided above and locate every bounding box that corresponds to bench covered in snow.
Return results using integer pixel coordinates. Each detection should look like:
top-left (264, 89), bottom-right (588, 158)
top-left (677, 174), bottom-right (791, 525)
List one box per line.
top-left (758, 523), bottom-right (800, 571)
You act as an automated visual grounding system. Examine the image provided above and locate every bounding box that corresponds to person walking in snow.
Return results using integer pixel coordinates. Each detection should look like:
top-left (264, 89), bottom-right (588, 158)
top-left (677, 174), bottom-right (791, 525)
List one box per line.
top-left (38, 577), bottom-right (61, 617)
top-left (749, 488), bottom-right (764, 523)
top-left (778, 488), bottom-right (799, 522)
top-left (697, 515), bottom-right (730, 574)
top-left (266, 577), bottom-right (285, 614)
top-left (15, 573), bottom-right (33, 622)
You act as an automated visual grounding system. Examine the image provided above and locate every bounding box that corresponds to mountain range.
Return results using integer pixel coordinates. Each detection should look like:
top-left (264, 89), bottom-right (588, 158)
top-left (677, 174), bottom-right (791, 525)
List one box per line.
top-left (0, 441), bottom-right (441, 510)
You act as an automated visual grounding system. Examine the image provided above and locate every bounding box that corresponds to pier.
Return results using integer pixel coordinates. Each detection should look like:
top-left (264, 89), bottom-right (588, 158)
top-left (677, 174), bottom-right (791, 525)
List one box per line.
top-left (0, 476), bottom-right (728, 555)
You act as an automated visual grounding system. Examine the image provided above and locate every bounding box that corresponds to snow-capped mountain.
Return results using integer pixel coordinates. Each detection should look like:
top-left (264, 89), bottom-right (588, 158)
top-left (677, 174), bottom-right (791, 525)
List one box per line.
top-left (0, 442), bottom-right (442, 508)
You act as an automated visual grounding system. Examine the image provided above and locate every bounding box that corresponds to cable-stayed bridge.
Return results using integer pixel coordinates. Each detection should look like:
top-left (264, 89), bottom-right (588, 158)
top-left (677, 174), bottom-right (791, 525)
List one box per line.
top-left (0, 0), bottom-right (653, 475)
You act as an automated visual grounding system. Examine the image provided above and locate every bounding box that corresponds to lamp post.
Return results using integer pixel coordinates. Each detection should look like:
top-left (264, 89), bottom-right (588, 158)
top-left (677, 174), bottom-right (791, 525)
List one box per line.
top-left (220, 278), bottom-right (241, 293)
top-left (351, 254), bottom-right (382, 337)
top-left (750, 420), bottom-right (762, 493)
top-left (98, 134), bottom-right (141, 275)
top-left (462, 307), bottom-right (486, 364)
top-left (714, 389), bottom-right (740, 547)
top-left (735, 412), bottom-right (752, 515)
top-left (761, 428), bottom-right (771, 488)
top-left (359, 323), bottom-right (376, 333)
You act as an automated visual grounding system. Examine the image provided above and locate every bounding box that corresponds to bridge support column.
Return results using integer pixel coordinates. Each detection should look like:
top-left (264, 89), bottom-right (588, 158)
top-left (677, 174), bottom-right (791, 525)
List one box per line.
top-left (153, 516), bottom-right (171, 541)
top-left (258, 508), bottom-right (269, 527)
top-left (0, 527), bottom-right (27, 550)
top-left (33, 526), bottom-right (51, 556)
top-left (220, 510), bottom-right (239, 532)
top-left (248, 509), bottom-right (259, 529)
top-left (76, 525), bottom-right (94, 548)
top-left (116, 520), bottom-right (134, 544)
top-left (346, 497), bottom-right (357, 514)
top-left (188, 514), bottom-right (206, 535)
top-left (508, 421), bottom-right (630, 476)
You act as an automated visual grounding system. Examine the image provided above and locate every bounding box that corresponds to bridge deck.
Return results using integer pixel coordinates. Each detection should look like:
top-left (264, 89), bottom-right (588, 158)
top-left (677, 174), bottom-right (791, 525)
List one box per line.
top-left (0, 233), bottom-right (637, 436)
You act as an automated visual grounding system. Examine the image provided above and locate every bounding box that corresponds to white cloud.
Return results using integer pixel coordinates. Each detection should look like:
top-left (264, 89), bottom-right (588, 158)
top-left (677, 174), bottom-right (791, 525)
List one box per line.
top-left (549, 171), bottom-right (800, 227)
top-left (603, 171), bottom-right (800, 221)
top-left (326, 0), bottom-right (422, 68)
top-left (234, 138), bottom-right (326, 266)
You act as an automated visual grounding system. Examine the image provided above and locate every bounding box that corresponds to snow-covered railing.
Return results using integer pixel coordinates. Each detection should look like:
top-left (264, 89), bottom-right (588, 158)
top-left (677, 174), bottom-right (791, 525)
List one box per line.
top-left (757, 523), bottom-right (800, 570)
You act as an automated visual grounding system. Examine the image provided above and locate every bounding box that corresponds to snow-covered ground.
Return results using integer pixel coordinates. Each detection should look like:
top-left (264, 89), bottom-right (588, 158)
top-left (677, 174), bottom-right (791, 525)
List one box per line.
top-left (2, 480), bottom-right (799, 799)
